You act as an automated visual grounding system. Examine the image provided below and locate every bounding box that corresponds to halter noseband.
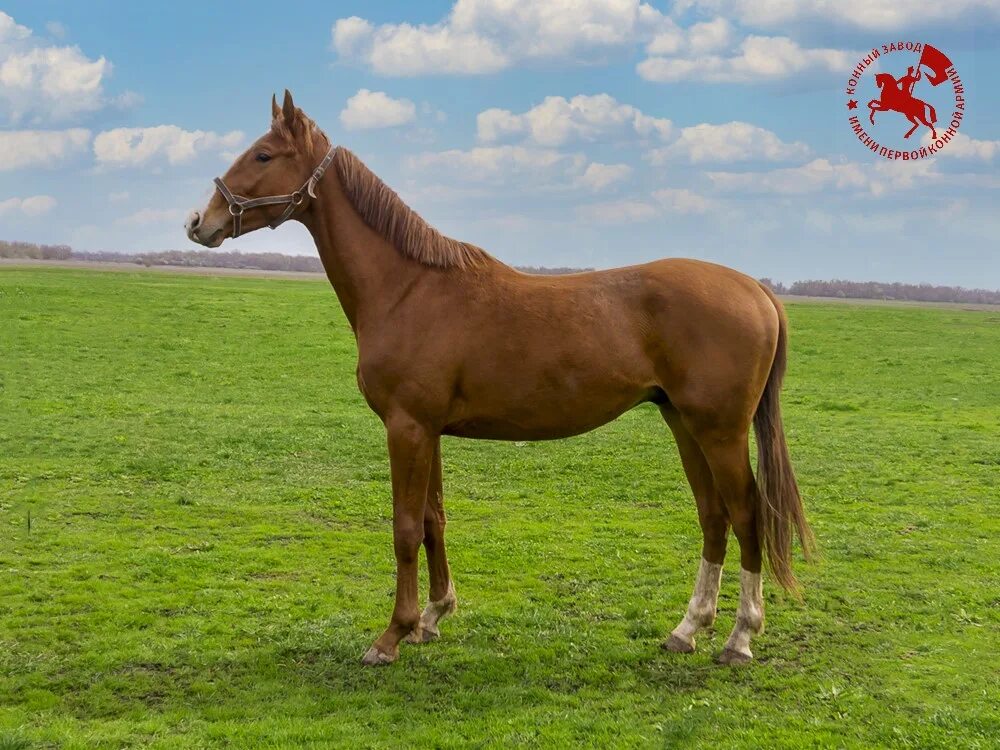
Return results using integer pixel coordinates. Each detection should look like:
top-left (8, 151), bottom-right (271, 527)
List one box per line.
top-left (212, 145), bottom-right (336, 238)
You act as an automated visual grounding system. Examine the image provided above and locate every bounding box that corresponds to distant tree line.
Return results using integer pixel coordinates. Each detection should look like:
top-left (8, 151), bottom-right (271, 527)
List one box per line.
top-left (516, 266), bottom-right (595, 275)
top-left (0, 240), bottom-right (73, 260)
top-left (0, 240), bottom-right (595, 277)
top-left (1, 240), bottom-right (327, 272)
top-left (759, 277), bottom-right (1000, 305)
top-left (3, 240), bottom-right (998, 304)
top-left (78, 248), bottom-right (327, 273)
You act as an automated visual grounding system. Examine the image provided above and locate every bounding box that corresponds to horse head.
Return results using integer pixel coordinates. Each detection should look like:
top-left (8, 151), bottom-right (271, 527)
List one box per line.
top-left (185, 91), bottom-right (331, 246)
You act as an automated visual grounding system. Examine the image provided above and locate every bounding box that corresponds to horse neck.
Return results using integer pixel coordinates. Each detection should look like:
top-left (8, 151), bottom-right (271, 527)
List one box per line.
top-left (299, 160), bottom-right (421, 334)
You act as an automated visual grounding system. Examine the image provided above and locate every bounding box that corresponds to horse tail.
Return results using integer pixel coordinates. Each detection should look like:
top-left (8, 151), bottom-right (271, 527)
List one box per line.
top-left (753, 287), bottom-right (815, 591)
top-left (926, 102), bottom-right (937, 124)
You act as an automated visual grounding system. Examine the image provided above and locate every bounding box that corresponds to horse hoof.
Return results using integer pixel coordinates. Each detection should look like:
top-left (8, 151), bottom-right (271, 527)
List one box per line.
top-left (420, 626), bottom-right (440, 643)
top-left (662, 634), bottom-right (695, 654)
top-left (361, 646), bottom-right (397, 666)
top-left (404, 626), bottom-right (439, 645)
top-left (717, 648), bottom-right (752, 666)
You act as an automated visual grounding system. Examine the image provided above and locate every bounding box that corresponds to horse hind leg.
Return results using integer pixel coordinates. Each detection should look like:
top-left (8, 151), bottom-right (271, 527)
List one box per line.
top-left (903, 114), bottom-right (920, 139)
top-left (660, 408), bottom-right (729, 654)
top-left (694, 428), bottom-right (765, 665)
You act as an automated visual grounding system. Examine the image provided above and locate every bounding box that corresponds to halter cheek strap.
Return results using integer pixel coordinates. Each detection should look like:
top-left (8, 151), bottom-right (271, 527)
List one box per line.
top-left (213, 145), bottom-right (336, 238)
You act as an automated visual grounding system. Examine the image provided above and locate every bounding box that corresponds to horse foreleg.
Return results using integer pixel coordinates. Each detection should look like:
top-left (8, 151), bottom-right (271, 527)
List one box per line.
top-left (661, 409), bottom-right (729, 654)
top-left (404, 438), bottom-right (458, 644)
top-left (362, 417), bottom-right (435, 666)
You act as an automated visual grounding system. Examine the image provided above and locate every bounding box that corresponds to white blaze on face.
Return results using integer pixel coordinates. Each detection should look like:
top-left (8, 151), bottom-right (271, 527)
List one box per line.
top-left (723, 568), bottom-right (764, 659)
top-left (671, 557), bottom-right (723, 648)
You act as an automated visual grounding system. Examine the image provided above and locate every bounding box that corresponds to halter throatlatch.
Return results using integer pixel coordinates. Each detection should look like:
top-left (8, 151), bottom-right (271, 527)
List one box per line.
top-left (213, 145), bottom-right (336, 238)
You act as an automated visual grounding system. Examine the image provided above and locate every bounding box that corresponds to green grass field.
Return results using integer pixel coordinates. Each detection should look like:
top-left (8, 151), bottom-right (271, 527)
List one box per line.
top-left (2, 267), bottom-right (998, 749)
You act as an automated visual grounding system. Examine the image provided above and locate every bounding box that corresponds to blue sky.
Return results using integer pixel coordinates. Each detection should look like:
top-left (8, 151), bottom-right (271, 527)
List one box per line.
top-left (1, 0), bottom-right (998, 286)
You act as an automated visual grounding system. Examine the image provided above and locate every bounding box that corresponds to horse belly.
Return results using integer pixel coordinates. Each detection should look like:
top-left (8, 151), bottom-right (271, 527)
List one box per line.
top-left (442, 365), bottom-right (656, 441)
top-left (442, 407), bottom-right (635, 441)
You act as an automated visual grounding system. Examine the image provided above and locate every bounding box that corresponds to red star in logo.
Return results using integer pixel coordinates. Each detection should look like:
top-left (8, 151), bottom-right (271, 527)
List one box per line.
top-left (847, 99), bottom-right (858, 110)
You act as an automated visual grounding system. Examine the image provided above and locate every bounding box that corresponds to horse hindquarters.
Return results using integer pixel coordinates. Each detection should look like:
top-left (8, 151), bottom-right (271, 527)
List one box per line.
top-left (652, 279), bottom-right (810, 662)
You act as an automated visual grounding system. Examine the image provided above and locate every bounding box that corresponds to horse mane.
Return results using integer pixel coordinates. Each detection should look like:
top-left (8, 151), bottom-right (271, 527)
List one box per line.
top-left (331, 147), bottom-right (489, 270)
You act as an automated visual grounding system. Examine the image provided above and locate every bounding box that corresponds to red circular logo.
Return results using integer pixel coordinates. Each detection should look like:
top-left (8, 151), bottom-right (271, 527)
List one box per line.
top-left (845, 42), bottom-right (965, 160)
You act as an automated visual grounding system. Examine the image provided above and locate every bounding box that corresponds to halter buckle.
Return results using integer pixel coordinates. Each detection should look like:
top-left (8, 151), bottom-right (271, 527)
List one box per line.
top-left (228, 203), bottom-right (244, 217)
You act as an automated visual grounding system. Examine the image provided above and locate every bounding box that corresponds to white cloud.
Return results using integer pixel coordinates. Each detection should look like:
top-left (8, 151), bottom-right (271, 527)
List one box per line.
top-left (477, 108), bottom-right (529, 142)
top-left (0, 194), bottom-right (57, 216)
top-left (0, 12), bottom-right (31, 42)
top-left (676, 0), bottom-right (1000, 31)
top-left (332, 16), bottom-right (374, 57)
top-left (421, 101), bottom-right (448, 124)
top-left (45, 21), bottom-right (68, 39)
top-left (708, 159), bottom-right (867, 194)
top-left (330, 1), bottom-right (867, 85)
top-left (652, 187), bottom-right (714, 213)
top-left (345, 21), bottom-right (508, 76)
top-left (340, 89), bottom-right (416, 130)
top-left (639, 35), bottom-right (854, 83)
top-left (582, 199), bottom-right (660, 224)
top-left (706, 157), bottom-right (943, 196)
top-left (0, 128), bottom-right (91, 170)
top-left (108, 190), bottom-right (130, 203)
top-left (332, 0), bottom-right (667, 75)
top-left (868, 159), bottom-right (942, 195)
top-left (111, 90), bottom-right (143, 111)
top-left (478, 94), bottom-right (672, 146)
top-left (406, 144), bottom-right (587, 184)
top-left (575, 162), bottom-right (632, 191)
top-left (115, 207), bottom-right (186, 226)
top-left (921, 132), bottom-right (1000, 161)
top-left (0, 11), bottom-right (110, 122)
top-left (580, 187), bottom-right (714, 223)
top-left (647, 121), bottom-right (810, 164)
top-left (684, 17), bottom-right (735, 53)
top-left (647, 17), bottom-right (734, 55)
top-left (93, 126), bottom-right (245, 167)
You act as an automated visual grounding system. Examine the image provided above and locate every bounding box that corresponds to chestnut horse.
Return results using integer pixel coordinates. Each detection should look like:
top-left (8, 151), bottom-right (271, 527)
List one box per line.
top-left (186, 92), bottom-right (812, 667)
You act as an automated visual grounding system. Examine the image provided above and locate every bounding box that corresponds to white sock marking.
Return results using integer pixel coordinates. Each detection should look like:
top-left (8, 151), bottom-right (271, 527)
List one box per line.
top-left (723, 568), bottom-right (764, 658)
top-left (419, 580), bottom-right (457, 635)
top-left (671, 558), bottom-right (723, 647)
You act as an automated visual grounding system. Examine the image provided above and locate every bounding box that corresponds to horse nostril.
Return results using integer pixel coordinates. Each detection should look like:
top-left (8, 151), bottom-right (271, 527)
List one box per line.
top-left (189, 211), bottom-right (201, 229)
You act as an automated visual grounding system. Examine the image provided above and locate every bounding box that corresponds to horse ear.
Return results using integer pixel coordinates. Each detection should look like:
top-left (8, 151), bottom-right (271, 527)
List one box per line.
top-left (282, 89), bottom-right (297, 127)
top-left (271, 93), bottom-right (280, 121)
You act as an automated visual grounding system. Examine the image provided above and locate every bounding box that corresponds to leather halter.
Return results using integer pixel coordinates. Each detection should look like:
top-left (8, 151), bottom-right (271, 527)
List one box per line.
top-left (213, 145), bottom-right (336, 238)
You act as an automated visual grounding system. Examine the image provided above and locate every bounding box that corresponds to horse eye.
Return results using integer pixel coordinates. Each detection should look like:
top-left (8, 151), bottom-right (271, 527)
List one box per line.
top-left (255, 153), bottom-right (271, 163)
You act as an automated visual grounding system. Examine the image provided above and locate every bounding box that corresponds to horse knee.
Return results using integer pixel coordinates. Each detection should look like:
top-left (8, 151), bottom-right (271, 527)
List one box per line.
top-left (393, 521), bottom-right (424, 563)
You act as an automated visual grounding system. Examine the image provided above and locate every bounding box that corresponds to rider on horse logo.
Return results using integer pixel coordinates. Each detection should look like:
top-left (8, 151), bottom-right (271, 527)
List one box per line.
top-left (868, 44), bottom-right (953, 140)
